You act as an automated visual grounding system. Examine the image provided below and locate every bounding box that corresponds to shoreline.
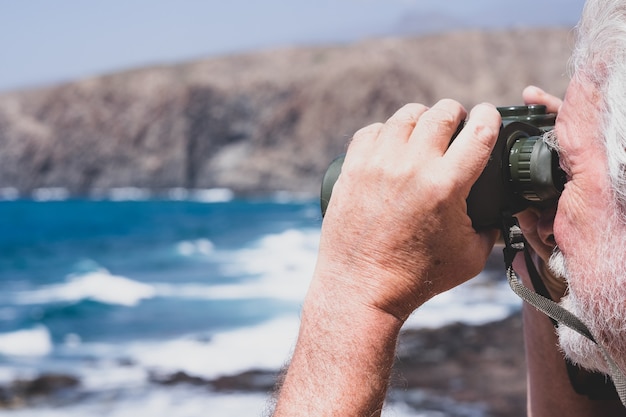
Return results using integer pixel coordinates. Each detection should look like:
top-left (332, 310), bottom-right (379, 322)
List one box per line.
top-left (0, 312), bottom-right (526, 416)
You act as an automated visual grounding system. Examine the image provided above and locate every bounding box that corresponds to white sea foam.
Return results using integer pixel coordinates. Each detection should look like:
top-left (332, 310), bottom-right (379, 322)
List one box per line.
top-left (143, 283), bottom-right (518, 383)
top-left (153, 187), bottom-right (236, 202)
top-left (0, 386), bottom-right (429, 417)
top-left (128, 316), bottom-right (299, 380)
top-left (78, 360), bottom-right (150, 391)
top-left (163, 228), bottom-right (319, 301)
top-left (189, 188), bottom-right (235, 203)
top-left (166, 187), bottom-right (190, 200)
top-left (0, 187), bottom-right (19, 200)
top-left (218, 228), bottom-right (319, 300)
top-left (14, 269), bottom-right (156, 307)
top-left (165, 228), bottom-right (520, 327)
top-left (0, 325), bottom-right (52, 357)
top-left (404, 273), bottom-right (521, 329)
top-left (175, 238), bottom-right (215, 257)
top-left (31, 187), bottom-right (70, 201)
top-left (2, 388), bottom-right (274, 417)
top-left (108, 187), bottom-right (152, 201)
top-left (270, 190), bottom-right (317, 203)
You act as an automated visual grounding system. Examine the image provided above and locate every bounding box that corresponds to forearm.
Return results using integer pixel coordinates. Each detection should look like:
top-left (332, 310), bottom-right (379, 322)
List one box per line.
top-left (272, 274), bottom-right (404, 417)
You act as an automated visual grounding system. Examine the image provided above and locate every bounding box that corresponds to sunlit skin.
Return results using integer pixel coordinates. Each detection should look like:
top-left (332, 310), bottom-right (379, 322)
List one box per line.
top-left (273, 100), bottom-right (502, 417)
top-left (512, 83), bottom-right (626, 416)
top-left (272, 84), bottom-right (626, 417)
top-left (515, 81), bottom-right (613, 296)
top-left (550, 80), bottom-right (617, 281)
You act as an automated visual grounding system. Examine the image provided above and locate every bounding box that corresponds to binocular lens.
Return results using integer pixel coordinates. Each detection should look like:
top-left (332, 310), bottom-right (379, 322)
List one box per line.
top-left (509, 135), bottom-right (564, 202)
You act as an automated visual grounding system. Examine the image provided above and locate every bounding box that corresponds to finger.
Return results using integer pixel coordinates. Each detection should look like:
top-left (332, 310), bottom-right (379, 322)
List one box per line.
top-left (350, 122), bottom-right (383, 145)
top-left (377, 103), bottom-right (429, 144)
top-left (407, 99), bottom-right (466, 154)
top-left (522, 85), bottom-right (563, 113)
top-left (346, 122), bottom-right (383, 156)
top-left (444, 103), bottom-right (500, 190)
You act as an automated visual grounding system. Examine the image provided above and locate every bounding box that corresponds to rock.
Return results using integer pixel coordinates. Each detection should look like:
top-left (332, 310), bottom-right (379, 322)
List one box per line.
top-left (150, 369), bottom-right (278, 393)
top-left (0, 373), bottom-right (80, 409)
top-left (211, 370), bottom-right (279, 392)
top-left (0, 28), bottom-right (572, 197)
top-left (149, 370), bottom-right (211, 386)
top-left (393, 312), bottom-right (526, 417)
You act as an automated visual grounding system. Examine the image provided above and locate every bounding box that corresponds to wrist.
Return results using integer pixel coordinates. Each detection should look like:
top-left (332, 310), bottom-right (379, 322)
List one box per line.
top-left (303, 269), bottom-right (406, 335)
top-left (310, 252), bottom-right (432, 324)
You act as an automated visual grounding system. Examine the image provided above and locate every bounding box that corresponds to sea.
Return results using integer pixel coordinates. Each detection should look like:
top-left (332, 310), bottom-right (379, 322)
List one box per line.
top-left (0, 187), bottom-right (522, 417)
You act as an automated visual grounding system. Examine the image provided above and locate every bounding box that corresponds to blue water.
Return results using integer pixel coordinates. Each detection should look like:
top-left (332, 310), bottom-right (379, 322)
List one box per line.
top-left (0, 195), bottom-right (520, 416)
top-left (0, 197), bottom-right (321, 343)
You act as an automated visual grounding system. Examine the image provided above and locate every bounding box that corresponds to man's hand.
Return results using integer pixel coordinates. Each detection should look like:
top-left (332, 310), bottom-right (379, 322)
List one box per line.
top-left (314, 99), bottom-right (501, 322)
top-left (273, 99), bottom-right (502, 417)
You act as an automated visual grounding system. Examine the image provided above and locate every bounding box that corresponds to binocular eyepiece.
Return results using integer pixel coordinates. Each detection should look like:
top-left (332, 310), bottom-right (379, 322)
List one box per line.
top-left (320, 105), bottom-right (566, 229)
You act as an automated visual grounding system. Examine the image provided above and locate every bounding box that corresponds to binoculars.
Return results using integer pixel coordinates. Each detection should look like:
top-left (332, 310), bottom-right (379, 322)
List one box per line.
top-left (320, 105), bottom-right (566, 229)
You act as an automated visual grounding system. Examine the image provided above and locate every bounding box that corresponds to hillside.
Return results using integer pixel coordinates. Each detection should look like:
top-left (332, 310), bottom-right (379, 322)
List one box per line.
top-left (0, 28), bottom-right (574, 198)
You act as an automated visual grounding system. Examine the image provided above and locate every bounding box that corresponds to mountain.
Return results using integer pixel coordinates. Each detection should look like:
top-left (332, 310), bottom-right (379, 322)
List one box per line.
top-left (0, 28), bottom-right (573, 198)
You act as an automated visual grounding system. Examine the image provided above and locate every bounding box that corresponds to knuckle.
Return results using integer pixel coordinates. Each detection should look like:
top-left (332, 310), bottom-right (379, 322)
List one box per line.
top-left (421, 99), bottom-right (465, 132)
top-left (469, 122), bottom-right (499, 152)
top-left (472, 121), bottom-right (498, 141)
top-left (351, 122), bottom-right (383, 145)
top-left (421, 107), bottom-right (460, 134)
top-left (397, 102), bottom-right (429, 117)
top-left (387, 103), bottom-right (428, 127)
top-left (354, 122), bottom-right (383, 139)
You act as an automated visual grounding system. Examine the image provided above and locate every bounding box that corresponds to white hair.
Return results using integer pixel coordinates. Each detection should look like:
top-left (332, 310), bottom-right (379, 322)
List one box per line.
top-left (570, 0), bottom-right (626, 216)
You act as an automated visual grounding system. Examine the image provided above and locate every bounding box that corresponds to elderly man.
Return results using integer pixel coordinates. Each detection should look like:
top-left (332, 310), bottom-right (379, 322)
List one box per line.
top-left (272, 0), bottom-right (626, 415)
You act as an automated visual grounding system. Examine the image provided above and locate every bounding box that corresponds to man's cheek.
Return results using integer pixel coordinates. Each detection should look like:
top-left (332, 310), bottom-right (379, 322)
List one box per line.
top-left (553, 200), bottom-right (574, 254)
top-left (515, 210), bottom-right (539, 236)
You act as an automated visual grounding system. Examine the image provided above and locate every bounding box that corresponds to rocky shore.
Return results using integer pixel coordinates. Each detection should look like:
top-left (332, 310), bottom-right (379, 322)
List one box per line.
top-left (0, 312), bottom-right (526, 416)
top-left (394, 312), bottom-right (526, 416)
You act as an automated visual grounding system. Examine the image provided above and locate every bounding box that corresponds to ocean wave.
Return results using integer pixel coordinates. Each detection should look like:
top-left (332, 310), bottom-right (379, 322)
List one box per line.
top-left (189, 188), bottom-right (235, 203)
top-left (165, 228), bottom-right (319, 301)
top-left (0, 385), bottom-right (424, 417)
top-left (269, 190), bottom-right (317, 204)
top-left (127, 316), bottom-right (300, 380)
top-left (14, 269), bottom-right (156, 307)
top-left (0, 325), bottom-right (52, 357)
top-left (107, 187), bottom-right (152, 201)
top-left (2, 388), bottom-right (274, 417)
top-left (175, 238), bottom-right (215, 257)
top-left (165, 187), bottom-right (235, 203)
top-left (221, 228), bottom-right (319, 275)
top-left (31, 187), bottom-right (70, 201)
top-left (404, 272), bottom-right (522, 329)
top-left (42, 316), bottom-right (300, 386)
top-left (0, 187), bottom-right (19, 200)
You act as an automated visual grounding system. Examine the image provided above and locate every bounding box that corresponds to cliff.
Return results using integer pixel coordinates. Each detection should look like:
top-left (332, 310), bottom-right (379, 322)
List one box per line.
top-left (0, 28), bottom-right (573, 198)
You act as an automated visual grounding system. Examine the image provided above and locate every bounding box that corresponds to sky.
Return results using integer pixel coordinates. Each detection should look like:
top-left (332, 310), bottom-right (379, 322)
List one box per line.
top-left (0, 0), bottom-right (586, 93)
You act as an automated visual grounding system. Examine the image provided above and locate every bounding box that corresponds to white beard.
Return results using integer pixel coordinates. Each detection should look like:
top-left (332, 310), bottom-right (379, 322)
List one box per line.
top-left (548, 220), bottom-right (626, 375)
